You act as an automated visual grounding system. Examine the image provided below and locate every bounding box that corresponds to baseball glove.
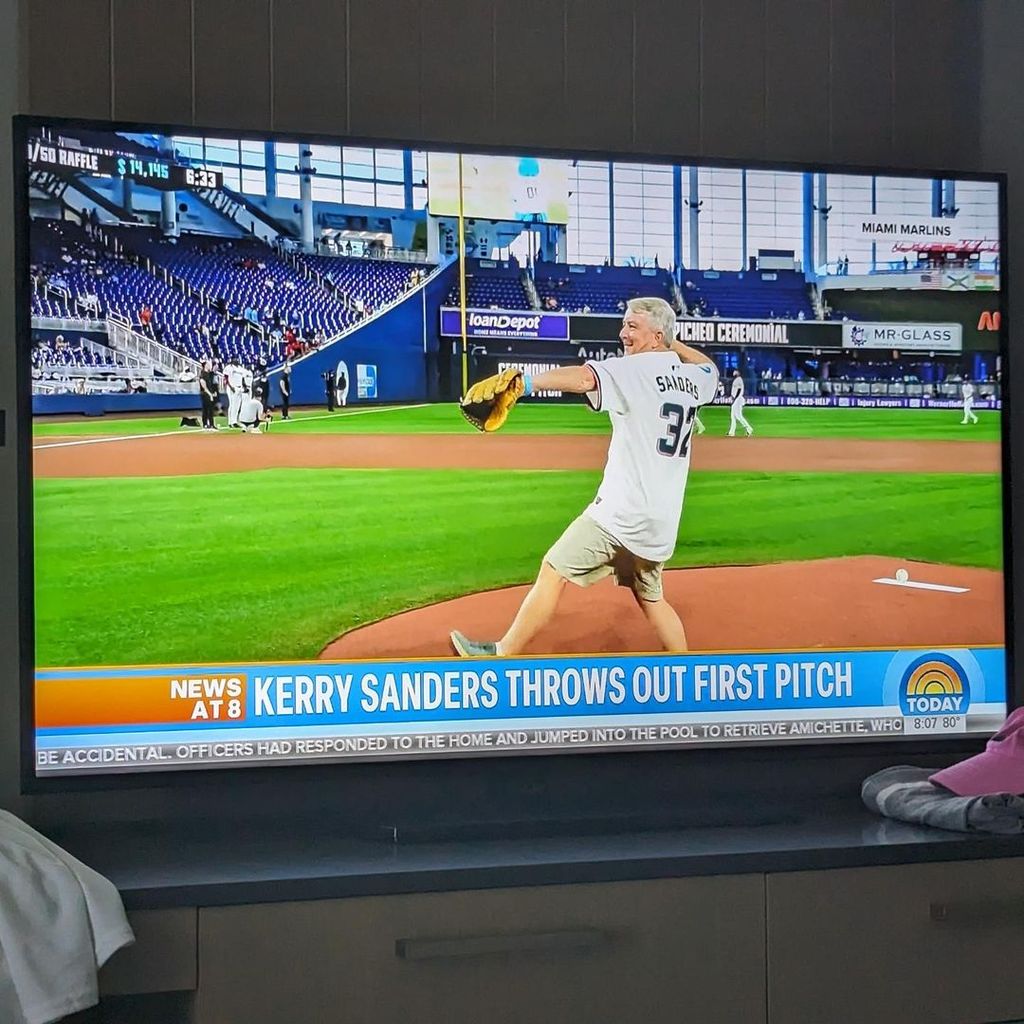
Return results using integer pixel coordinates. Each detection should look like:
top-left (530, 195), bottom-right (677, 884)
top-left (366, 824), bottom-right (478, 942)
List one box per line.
top-left (460, 368), bottom-right (525, 432)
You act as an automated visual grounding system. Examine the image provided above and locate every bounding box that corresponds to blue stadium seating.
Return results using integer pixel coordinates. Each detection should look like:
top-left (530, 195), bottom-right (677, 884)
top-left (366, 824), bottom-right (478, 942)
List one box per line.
top-left (535, 265), bottom-right (677, 314)
top-left (680, 269), bottom-right (814, 320)
top-left (296, 252), bottom-right (426, 316)
top-left (444, 275), bottom-right (531, 309)
top-left (32, 337), bottom-right (123, 369)
top-left (30, 217), bottom-right (434, 368)
top-left (30, 219), bottom-right (229, 361)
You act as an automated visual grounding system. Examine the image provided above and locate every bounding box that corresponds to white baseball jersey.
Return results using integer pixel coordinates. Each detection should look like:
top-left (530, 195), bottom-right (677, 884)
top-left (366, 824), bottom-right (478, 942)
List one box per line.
top-left (962, 382), bottom-right (975, 401)
top-left (239, 395), bottom-right (262, 424)
top-left (584, 351), bottom-right (719, 561)
top-left (226, 364), bottom-right (245, 392)
top-left (730, 375), bottom-right (745, 401)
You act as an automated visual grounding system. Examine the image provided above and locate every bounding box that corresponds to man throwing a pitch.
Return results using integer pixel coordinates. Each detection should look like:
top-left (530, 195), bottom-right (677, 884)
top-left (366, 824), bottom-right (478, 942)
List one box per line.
top-left (451, 296), bottom-right (718, 658)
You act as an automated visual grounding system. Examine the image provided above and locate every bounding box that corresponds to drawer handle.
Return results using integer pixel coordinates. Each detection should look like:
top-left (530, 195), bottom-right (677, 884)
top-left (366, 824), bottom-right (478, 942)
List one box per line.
top-left (930, 899), bottom-right (1024, 926)
top-left (395, 929), bottom-right (609, 961)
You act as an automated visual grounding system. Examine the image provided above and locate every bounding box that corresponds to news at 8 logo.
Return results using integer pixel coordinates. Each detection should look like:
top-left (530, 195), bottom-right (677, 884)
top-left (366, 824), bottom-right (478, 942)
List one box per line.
top-left (898, 654), bottom-right (970, 716)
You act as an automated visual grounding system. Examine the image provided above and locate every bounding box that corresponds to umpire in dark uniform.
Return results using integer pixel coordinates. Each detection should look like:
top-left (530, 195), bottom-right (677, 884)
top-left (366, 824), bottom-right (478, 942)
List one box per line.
top-left (199, 358), bottom-right (220, 430)
top-left (279, 357), bottom-right (293, 419)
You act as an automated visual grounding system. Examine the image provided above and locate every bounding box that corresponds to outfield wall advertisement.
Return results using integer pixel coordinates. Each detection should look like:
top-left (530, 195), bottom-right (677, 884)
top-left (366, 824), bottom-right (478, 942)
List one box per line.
top-left (842, 322), bottom-right (963, 351)
top-left (451, 313), bottom-right (967, 353)
top-left (440, 308), bottom-right (570, 340)
top-left (710, 395), bottom-right (1003, 410)
top-left (35, 647), bottom-right (1007, 775)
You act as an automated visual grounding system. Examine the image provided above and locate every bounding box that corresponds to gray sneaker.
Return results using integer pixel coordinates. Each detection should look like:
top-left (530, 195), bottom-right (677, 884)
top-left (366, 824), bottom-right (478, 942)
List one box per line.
top-left (449, 630), bottom-right (497, 658)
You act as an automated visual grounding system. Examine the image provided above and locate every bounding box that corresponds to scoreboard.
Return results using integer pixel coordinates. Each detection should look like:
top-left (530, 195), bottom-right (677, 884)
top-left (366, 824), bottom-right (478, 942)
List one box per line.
top-left (111, 154), bottom-right (222, 191)
top-left (27, 140), bottom-right (223, 191)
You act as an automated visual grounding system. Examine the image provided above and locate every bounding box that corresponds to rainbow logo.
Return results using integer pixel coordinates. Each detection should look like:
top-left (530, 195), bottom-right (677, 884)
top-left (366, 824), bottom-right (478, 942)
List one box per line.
top-left (899, 654), bottom-right (970, 715)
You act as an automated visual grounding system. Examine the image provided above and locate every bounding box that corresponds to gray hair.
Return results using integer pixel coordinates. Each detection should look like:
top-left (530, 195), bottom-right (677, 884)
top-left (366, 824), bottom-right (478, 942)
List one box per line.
top-left (626, 297), bottom-right (676, 347)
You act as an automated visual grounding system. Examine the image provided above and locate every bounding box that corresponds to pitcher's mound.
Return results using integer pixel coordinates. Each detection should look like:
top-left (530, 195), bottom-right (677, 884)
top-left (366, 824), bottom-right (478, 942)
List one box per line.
top-left (319, 556), bottom-right (1003, 660)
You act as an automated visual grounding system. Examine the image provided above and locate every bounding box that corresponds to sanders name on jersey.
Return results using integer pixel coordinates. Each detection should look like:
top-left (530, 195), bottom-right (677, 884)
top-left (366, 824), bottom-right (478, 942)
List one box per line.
top-left (656, 372), bottom-right (701, 401)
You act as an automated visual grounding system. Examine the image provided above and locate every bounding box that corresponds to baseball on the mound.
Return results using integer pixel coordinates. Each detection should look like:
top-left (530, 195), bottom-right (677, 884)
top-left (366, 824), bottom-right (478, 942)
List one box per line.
top-left (895, 568), bottom-right (910, 583)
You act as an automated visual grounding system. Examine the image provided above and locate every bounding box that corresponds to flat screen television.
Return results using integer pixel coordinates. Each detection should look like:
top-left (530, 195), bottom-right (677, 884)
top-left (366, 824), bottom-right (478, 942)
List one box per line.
top-left (14, 115), bottom-right (1011, 786)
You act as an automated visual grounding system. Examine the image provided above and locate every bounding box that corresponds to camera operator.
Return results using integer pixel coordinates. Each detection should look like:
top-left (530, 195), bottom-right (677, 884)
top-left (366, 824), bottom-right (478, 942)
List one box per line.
top-left (322, 368), bottom-right (336, 411)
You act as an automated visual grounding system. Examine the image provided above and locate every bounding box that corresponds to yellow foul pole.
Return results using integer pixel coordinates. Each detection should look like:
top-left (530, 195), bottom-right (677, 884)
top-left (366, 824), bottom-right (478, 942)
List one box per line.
top-left (457, 152), bottom-right (468, 398)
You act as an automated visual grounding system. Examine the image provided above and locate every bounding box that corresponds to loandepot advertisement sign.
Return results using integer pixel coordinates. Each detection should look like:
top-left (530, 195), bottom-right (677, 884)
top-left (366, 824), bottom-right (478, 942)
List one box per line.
top-left (34, 646), bottom-right (1005, 774)
top-left (440, 307), bottom-right (570, 340)
top-left (842, 322), bottom-right (963, 352)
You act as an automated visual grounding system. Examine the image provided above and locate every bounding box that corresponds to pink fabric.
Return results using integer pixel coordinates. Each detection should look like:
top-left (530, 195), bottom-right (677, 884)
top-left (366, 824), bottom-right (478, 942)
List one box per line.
top-left (930, 708), bottom-right (1024, 796)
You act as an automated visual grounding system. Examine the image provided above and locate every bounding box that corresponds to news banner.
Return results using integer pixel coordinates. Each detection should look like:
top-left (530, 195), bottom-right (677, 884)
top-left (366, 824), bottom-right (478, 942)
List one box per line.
top-left (34, 647), bottom-right (1007, 774)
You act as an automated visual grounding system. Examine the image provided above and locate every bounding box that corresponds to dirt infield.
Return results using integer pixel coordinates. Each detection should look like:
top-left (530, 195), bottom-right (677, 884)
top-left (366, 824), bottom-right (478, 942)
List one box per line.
top-left (33, 431), bottom-right (1001, 477)
top-left (320, 556), bottom-right (1003, 659)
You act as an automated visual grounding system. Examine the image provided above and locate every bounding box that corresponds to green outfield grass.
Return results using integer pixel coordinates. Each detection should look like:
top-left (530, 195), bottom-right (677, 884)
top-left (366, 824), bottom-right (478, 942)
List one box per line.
top-left (32, 402), bottom-right (1002, 442)
top-left (35, 467), bottom-right (1002, 667)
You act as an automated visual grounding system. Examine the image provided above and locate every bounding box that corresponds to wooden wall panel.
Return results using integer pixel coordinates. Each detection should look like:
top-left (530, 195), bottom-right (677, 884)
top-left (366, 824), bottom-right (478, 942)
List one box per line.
top-left (27, 0), bottom-right (111, 118)
top-left (493, 0), bottom-right (566, 149)
top-left (829, 0), bottom-right (893, 167)
top-left (419, 0), bottom-right (494, 145)
top-left (764, 0), bottom-right (829, 165)
top-left (194, 0), bottom-right (272, 130)
top-left (892, 0), bottom-right (979, 170)
top-left (564, 0), bottom-right (633, 152)
top-left (20, 0), bottom-right (992, 168)
top-left (633, 0), bottom-right (700, 157)
top-left (112, 0), bottom-right (192, 126)
top-left (272, 0), bottom-right (348, 136)
top-left (347, 0), bottom-right (421, 139)
top-left (977, 0), bottom-right (1022, 680)
top-left (699, 0), bottom-right (766, 160)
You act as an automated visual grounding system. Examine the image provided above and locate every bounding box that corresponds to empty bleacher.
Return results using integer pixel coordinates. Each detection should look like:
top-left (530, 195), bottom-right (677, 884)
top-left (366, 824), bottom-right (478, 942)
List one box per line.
top-left (681, 269), bottom-right (814, 320)
top-left (535, 264), bottom-right (677, 314)
top-left (115, 230), bottom-right (346, 334)
top-left (444, 264), bottom-right (531, 309)
top-left (296, 252), bottom-right (426, 318)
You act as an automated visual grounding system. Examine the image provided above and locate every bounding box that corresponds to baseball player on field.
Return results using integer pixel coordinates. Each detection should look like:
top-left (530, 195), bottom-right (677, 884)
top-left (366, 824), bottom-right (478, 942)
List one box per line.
top-left (224, 359), bottom-right (246, 429)
top-left (961, 379), bottom-right (979, 425)
top-left (451, 297), bottom-right (719, 658)
top-left (727, 369), bottom-right (753, 436)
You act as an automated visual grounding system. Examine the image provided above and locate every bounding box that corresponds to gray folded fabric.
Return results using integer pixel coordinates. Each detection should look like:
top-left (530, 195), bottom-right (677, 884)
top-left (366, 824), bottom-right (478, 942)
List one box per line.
top-left (862, 765), bottom-right (1024, 835)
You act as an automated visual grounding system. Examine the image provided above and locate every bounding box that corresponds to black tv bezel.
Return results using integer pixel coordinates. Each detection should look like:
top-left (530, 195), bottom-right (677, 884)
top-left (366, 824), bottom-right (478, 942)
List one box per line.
top-left (13, 112), bottom-right (1015, 795)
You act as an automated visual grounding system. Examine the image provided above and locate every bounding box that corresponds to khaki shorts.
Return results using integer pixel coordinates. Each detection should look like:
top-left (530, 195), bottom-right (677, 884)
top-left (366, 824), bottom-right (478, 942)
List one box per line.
top-left (545, 514), bottom-right (664, 601)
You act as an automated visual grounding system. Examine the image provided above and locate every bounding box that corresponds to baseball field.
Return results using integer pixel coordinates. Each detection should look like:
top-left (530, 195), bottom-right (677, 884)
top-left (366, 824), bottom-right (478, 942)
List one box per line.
top-left (33, 403), bottom-right (1004, 668)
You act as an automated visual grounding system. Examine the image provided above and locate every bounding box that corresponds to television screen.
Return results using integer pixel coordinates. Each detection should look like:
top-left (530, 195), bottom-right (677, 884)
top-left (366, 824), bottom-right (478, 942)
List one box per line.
top-left (17, 117), bottom-right (1009, 781)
